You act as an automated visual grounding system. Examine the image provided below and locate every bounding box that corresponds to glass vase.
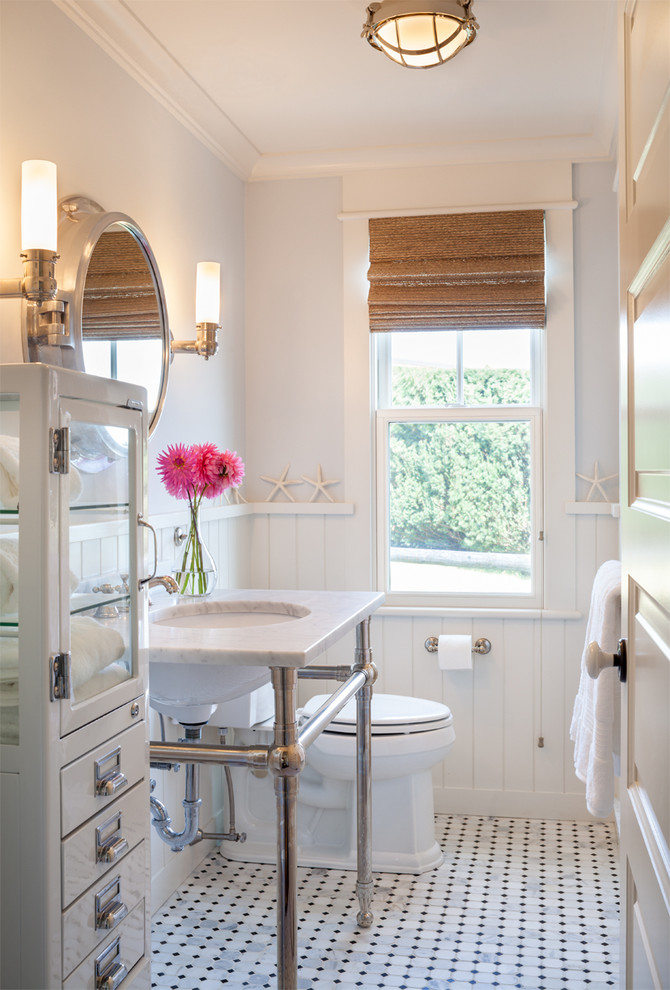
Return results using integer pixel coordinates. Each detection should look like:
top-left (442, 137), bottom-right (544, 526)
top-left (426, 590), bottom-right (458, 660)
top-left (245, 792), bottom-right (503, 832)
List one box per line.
top-left (173, 502), bottom-right (216, 598)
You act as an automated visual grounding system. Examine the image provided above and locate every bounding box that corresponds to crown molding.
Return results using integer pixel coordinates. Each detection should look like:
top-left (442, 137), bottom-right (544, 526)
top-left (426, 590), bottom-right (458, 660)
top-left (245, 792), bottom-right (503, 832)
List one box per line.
top-left (249, 132), bottom-right (615, 182)
top-left (53, 0), bottom-right (260, 180)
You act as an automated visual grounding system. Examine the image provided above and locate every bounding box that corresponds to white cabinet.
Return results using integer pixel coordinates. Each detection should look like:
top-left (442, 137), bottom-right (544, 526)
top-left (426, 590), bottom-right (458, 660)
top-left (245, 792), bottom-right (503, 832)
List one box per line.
top-left (0, 363), bottom-right (151, 990)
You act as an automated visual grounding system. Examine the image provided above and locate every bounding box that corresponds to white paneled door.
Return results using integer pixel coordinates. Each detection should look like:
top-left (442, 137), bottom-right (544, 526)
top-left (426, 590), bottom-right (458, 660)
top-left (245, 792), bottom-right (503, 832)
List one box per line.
top-left (618, 1), bottom-right (670, 987)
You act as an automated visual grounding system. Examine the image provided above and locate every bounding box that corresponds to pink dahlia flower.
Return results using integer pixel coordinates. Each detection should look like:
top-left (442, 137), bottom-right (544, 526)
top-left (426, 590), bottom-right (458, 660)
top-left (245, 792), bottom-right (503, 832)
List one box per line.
top-left (220, 449), bottom-right (245, 488)
top-left (156, 443), bottom-right (195, 499)
top-left (191, 442), bottom-right (220, 490)
top-left (201, 449), bottom-right (245, 498)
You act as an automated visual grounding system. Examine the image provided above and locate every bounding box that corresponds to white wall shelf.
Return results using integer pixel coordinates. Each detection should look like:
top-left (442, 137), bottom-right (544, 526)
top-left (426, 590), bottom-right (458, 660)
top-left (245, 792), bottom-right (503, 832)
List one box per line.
top-left (565, 501), bottom-right (620, 517)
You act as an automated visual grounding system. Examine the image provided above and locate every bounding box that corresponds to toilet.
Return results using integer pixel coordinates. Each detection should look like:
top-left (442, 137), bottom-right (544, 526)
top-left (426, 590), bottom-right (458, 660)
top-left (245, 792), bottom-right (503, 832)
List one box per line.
top-left (211, 684), bottom-right (455, 875)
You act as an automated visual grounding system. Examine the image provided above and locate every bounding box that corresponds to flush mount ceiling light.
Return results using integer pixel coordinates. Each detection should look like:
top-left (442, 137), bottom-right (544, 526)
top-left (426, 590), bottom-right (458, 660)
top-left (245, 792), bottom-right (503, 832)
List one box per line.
top-left (362, 0), bottom-right (478, 68)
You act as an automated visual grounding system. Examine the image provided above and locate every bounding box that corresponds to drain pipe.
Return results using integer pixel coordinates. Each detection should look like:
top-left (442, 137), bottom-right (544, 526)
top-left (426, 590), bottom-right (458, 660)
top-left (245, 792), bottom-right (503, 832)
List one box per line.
top-left (150, 725), bottom-right (203, 853)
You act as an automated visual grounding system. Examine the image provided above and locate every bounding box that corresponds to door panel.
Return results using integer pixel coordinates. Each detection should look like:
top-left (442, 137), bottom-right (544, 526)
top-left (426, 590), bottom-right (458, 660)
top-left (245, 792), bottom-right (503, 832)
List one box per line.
top-left (631, 589), bottom-right (670, 852)
top-left (619, 1), bottom-right (670, 987)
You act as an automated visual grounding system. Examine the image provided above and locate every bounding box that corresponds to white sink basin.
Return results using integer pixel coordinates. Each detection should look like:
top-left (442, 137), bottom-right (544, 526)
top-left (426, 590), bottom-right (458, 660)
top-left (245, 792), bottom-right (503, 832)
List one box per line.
top-left (148, 598), bottom-right (310, 724)
top-left (153, 600), bottom-right (309, 630)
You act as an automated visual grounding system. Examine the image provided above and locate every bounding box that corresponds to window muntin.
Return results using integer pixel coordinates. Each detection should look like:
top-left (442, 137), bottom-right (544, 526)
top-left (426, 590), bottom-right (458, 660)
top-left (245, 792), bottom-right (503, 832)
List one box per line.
top-left (376, 329), bottom-right (542, 607)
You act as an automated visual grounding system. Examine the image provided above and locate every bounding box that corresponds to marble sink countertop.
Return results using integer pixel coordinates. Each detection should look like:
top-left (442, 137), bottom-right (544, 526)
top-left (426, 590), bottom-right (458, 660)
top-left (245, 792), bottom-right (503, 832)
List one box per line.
top-left (145, 589), bottom-right (385, 668)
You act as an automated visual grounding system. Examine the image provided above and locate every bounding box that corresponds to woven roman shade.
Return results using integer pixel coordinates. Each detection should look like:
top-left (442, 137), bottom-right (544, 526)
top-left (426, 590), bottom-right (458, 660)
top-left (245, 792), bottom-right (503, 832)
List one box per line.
top-left (82, 229), bottom-right (162, 340)
top-left (367, 210), bottom-right (545, 332)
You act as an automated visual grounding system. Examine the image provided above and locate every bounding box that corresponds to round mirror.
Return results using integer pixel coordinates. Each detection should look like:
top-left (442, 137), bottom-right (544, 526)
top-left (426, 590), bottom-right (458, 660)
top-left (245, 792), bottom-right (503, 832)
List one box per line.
top-left (24, 196), bottom-right (170, 439)
top-left (80, 222), bottom-right (167, 427)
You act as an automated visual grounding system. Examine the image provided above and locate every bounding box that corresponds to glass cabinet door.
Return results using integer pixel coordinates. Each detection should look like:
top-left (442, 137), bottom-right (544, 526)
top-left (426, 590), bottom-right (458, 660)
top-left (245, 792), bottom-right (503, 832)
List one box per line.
top-left (60, 397), bottom-right (144, 736)
top-left (0, 392), bottom-right (20, 746)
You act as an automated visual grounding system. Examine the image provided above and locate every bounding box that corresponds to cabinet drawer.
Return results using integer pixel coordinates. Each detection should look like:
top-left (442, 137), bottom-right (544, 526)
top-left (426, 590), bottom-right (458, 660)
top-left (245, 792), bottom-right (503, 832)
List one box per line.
top-left (62, 841), bottom-right (147, 978)
top-left (62, 779), bottom-right (148, 907)
top-left (61, 721), bottom-right (146, 836)
top-left (63, 898), bottom-right (146, 990)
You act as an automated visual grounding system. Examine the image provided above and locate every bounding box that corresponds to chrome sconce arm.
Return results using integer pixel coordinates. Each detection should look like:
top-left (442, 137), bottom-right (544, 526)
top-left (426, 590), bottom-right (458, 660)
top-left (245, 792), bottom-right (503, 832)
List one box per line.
top-left (171, 321), bottom-right (219, 360)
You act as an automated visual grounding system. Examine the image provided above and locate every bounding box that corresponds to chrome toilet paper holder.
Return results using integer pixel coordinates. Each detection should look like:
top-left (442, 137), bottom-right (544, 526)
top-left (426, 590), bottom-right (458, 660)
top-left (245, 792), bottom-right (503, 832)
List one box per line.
top-left (424, 636), bottom-right (492, 655)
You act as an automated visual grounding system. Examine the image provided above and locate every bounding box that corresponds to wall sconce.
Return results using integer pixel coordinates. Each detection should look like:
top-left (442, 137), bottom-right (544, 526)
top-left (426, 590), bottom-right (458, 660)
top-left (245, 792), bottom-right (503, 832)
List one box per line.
top-left (0, 160), bottom-right (67, 344)
top-left (171, 261), bottom-right (220, 361)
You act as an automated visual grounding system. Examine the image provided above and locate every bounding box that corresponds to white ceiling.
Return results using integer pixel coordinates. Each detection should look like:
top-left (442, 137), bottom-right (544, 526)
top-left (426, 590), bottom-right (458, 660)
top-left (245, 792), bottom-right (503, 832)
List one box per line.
top-left (57, 0), bottom-right (619, 180)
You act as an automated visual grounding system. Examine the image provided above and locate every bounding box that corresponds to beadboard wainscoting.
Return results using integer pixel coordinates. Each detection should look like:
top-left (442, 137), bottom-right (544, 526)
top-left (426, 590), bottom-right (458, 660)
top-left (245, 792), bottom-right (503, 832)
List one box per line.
top-left (69, 500), bottom-right (619, 910)
top-left (235, 504), bottom-right (620, 823)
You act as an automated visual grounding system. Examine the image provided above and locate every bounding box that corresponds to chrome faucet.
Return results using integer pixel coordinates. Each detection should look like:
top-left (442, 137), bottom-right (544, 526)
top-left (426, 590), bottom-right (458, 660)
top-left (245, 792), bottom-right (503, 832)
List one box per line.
top-left (147, 575), bottom-right (179, 594)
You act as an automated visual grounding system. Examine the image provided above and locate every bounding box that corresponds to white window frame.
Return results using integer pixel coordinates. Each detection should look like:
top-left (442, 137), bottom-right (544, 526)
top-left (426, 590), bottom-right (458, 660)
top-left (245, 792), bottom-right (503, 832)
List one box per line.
top-left (375, 333), bottom-right (544, 609)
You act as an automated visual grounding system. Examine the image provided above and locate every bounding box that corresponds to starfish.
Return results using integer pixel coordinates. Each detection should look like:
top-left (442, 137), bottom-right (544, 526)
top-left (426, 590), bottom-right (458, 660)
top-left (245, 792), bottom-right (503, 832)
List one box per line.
top-left (576, 461), bottom-right (618, 502)
top-left (301, 464), bottom-right (339, 503)
top-left (260, 464), bottom-right (302, 502)
top-left (224, 486), bottom-right (247, 505)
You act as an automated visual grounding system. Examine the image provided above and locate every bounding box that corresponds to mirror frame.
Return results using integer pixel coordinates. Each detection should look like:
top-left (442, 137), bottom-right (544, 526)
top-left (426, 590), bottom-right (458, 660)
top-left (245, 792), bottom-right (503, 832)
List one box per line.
top-left (22, 196), bottom-right (170, 436)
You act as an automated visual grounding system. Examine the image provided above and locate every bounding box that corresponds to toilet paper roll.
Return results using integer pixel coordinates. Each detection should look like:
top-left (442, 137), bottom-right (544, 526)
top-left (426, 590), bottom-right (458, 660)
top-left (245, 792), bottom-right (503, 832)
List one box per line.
top-left (437, 634), bottom-right (473, 671)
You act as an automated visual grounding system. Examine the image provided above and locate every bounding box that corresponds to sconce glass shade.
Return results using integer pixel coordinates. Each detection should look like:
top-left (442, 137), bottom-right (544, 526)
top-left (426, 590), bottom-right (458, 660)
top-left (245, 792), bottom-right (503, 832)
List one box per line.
top-left (195, 261), bottom-right (220, 325)
top-left (363, 0), bottom-right (478, 68)
top-left (21, 160), bottom-right (57, 252)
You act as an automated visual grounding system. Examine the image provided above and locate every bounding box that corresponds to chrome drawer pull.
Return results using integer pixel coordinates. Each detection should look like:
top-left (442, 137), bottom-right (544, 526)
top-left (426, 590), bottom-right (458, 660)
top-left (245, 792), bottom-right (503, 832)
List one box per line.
top-left (97, 898), bottom-right (129, 930)
top-left (95, 770), bottom-right (128, 797)
top-left (95, 937), bottom-right (128, 990)
top-left (97, 835), bottom-right (129, 864)
top-left (94, 747), bottom-right (128, 797)
top-left (97, 960), bottom-right (127, 990)
top-left (95, 811), bottom-right (129, 864)
top-left (95, 875), bottom-right (129, 930)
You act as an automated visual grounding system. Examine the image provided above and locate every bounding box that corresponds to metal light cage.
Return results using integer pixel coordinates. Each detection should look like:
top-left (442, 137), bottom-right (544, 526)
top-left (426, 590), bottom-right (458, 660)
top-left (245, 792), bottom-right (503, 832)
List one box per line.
top-left (363, 0), bottom-right (478, 68)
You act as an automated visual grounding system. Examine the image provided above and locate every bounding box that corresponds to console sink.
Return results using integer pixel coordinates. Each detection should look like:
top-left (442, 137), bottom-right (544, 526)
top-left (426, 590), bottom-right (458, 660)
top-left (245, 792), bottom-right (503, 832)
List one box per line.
top-left (146, 589), bottom-right (385, 724)
top-left (148, 597), bottom-right (310, 723)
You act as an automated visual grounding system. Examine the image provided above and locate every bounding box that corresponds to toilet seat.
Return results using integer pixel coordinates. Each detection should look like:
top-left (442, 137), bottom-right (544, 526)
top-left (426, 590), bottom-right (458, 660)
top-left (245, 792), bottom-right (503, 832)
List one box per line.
top-left (300, 693), bottom-right (453, 735)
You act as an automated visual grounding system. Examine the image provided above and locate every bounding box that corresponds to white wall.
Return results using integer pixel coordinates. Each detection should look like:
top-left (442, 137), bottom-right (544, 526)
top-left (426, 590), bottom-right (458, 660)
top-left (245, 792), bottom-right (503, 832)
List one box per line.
top-left (244, 177), bottom-right (345, 502)
top-left (0, 0), bottom-right (247, 907)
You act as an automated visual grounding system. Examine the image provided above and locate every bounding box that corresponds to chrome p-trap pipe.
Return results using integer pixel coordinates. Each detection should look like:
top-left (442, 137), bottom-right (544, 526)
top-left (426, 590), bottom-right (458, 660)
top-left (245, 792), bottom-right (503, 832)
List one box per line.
top-left (149, 741), bottom-right (269, 770)
top-left (297, 668), bottom-right (368, 751)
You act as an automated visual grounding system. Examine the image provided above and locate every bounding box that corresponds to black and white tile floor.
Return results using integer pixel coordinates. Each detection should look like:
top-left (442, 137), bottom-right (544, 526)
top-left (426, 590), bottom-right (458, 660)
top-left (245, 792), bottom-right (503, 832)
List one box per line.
top-left (151, 814), bottom-right (619, 990)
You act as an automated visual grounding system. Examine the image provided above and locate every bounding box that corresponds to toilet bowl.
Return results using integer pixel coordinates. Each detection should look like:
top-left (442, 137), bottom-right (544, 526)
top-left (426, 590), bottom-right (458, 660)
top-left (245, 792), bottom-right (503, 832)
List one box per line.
top-left (213, 685), bottom-right (455, 875)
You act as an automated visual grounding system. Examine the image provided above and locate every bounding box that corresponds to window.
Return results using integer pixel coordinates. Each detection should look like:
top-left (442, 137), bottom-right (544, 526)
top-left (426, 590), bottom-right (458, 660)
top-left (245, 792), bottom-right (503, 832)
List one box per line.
top-left (369, 211), bottom-right (545, 608)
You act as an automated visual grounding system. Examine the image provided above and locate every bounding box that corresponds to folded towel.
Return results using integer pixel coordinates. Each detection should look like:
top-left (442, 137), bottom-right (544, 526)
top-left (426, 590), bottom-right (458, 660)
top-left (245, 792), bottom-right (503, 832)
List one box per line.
top-left (0, 435), bottom-right (20, 510)
top-left (0, 433), bottom-right (82, 509)
top-left (0, 617), bottom-right (125, 691)
top-left (74, 660), bottom-right (130, 702)
top-left (570, 560), bottom-right (622, 818)
top-left (70, 616), bottom-right (125, 688)
top-left (0, 536), bottom-right (19, 614)
top-left (0, 535), bottom-right (80, 615)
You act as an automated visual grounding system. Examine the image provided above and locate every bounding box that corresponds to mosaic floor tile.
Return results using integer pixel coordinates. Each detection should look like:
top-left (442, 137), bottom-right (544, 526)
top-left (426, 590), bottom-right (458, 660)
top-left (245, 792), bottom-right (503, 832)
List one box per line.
top-left (151, 814), bottom-right (619, 989)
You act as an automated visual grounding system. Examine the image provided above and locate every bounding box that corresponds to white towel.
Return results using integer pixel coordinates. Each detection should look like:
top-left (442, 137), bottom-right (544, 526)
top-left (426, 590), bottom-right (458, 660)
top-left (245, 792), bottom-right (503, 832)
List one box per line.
top-left (0, 535), bottom-right (80, 615)
top-left (70, 616), bottom-right (126, 688)
top-left (0, 536), bottom-right (19, 614)
top-left (570, 559), bottom-right (621, 818)
top-left (74, 660), bottom-right (130, 702)
top-left (0, 617), bottom-right (125, 691)
top-left (0, 435), bottom-right (20, 510)
top-left (0, 433), bottom-right (82, 509)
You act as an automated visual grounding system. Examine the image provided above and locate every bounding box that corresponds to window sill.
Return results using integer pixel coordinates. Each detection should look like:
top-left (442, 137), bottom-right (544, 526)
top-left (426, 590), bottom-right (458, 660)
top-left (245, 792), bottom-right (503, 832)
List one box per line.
top-left (377, 605), bottom-right (582, 620)
top-left (565, 501), bottom-right (619, 517)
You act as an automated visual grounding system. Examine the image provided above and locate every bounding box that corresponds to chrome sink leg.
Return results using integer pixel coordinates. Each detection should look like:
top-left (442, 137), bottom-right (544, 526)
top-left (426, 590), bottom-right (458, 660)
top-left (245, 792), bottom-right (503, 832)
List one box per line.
top-left (269, 666), bottom-right (304, 990)
top-left (354, 617), bottom-right (378, 928)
